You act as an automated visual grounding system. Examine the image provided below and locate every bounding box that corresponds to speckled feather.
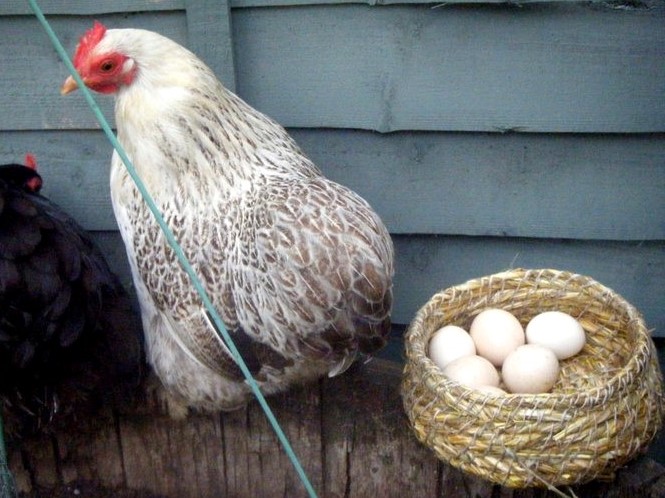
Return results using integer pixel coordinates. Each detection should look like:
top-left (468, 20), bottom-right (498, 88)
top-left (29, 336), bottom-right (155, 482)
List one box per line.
top-left (79, 27), bottom-right (394, 412)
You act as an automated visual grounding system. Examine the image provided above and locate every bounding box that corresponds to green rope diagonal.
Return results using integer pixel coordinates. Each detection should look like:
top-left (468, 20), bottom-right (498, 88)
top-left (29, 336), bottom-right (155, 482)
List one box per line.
top-left (27, 3), bottom-right (318, 497)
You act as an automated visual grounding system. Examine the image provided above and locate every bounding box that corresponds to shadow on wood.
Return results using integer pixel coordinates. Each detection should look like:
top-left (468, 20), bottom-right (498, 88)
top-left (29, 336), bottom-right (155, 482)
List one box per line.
top-left (8, 359), bottom-right (665, 497)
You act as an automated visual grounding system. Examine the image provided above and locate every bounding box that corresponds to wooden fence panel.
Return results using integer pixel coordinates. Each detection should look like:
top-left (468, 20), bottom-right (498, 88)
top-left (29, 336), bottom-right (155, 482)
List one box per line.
top-left (3, 3), bottom-right (664, 133)
top-left (2, 130), bottom-right (662, 241)
top-left (231, 3), bottom-right (665, 133)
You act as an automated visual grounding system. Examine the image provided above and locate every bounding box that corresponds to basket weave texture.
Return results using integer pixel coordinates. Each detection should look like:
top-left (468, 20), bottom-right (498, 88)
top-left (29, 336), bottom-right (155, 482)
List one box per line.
top-left (401, 268), bottom-right (664, 488)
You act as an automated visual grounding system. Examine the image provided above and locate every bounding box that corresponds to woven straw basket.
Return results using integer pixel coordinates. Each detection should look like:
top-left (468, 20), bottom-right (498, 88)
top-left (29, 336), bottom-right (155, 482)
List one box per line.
top-left (401, 268), bottom-right (664, 489)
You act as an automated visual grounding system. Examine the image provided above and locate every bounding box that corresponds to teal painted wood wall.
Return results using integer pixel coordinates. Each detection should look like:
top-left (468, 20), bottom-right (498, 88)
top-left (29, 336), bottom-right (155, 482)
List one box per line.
top-left (1, 0), bottom-right (663, 334)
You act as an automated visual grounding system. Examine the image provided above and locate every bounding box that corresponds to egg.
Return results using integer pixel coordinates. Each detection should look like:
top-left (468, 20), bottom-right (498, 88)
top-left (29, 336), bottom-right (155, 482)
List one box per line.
top-left (428, 325), bottom-right (476, 369)
top-left (502, 344), bottom-right (560, 394)
top-left (442, 355), bottom-right (500, 389)
top-left (469, 308), bottom-right (525, 366)
top-left (526, 311), bottom-right (586, 360)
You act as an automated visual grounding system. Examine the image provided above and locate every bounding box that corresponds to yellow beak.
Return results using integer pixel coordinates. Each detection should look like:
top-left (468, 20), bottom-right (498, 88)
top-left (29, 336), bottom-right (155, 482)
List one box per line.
top-left (60, 75), bottom-right (80, 95)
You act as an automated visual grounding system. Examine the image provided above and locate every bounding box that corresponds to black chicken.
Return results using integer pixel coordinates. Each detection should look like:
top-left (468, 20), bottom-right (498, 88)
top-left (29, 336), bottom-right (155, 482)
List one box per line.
top-left (0, 157), bottom-right (144, 437)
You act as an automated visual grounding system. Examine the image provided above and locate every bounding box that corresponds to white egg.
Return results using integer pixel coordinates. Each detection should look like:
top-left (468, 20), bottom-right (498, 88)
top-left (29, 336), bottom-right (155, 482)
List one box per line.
top-left (469, 308), bottom-right (525, 366)
top-left (442, 355), bottom-right (500, 389)
top-left (526, 311), bottom-right (586, 360)
top-left (502, 344), bottom-right (560, 394)
top-left (428, 325), bottom-right (476, 369)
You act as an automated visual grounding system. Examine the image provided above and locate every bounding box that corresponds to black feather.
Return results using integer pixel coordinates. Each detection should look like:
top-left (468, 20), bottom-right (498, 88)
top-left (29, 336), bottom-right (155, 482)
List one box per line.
top-left (0, 163), bottom-right (145, 438)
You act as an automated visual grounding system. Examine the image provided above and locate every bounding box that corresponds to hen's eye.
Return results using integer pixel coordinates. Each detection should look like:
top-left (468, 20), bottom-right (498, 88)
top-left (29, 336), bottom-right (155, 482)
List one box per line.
top-left (100, 60), bottom-right (115, 72)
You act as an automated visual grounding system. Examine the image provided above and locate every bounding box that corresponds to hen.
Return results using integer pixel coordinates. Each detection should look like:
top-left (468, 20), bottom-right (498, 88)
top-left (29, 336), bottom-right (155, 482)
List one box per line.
top-left (0, 156), bottom-right (143, 437)
top-left (62, 22), bottom-right (394, 415)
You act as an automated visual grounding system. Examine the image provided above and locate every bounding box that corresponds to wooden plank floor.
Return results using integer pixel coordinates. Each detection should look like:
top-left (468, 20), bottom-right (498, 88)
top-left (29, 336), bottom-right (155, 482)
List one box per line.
top-left (8, 358), bottom-right (665, 498)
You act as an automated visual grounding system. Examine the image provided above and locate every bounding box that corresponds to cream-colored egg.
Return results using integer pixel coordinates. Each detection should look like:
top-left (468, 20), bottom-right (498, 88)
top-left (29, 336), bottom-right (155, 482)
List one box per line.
top-left (526, 311), bottom-right (586, 360)
top-left (502, 344), bottom-right (560, 394)
top-left (442, 355), bottom-right (500, 389)
top-left (469, 308), bottom-right (525, 366)
top-left (428, 325), bottom-right (476, 369)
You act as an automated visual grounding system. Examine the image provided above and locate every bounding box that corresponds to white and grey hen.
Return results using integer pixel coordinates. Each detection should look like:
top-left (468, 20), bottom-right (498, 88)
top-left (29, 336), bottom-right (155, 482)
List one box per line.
top-left (62, 22), bottom-right (394, 415)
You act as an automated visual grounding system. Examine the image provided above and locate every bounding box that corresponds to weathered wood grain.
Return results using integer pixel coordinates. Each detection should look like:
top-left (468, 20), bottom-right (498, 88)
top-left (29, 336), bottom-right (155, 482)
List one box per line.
top-left (8, 449), bottom-right (32, 494)
top-left (321, 361), bottom-right (439, 497)
top-left (217, 408), bottom-right (252, 496)
top-left (236, 384), bottom-right (323, 497)
top-left (1, 130), bottom-right (662, 241)
top-left (118, 412), bottom-right (227, 497)
top-left (54, 412), bottom-right (126, 487)
top-left (8, 359), bottom-right (665, 497)
top-left (19, 438), bottom-right (59, 489)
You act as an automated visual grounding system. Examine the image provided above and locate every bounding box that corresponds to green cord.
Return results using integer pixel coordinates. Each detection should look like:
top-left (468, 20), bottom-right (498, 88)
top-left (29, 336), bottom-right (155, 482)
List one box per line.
top-left (27, 2), bottom-right (318, 497)
top-left (0, 411), bottom-right (17, 498)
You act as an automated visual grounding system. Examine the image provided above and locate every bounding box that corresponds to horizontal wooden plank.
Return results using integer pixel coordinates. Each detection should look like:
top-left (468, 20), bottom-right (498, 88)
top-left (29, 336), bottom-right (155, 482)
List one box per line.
top-left (392, 236), bottom-right (665, 336)
top-left (1, 129), bottom-right (662, 241)
top-left (4, 0), bottom-right (654, 14)
top-left (231, 0), bottom-right (660, 5)
top-left (292, 129), bottom-right (665, 240)
top-left (2, 4), bottom-right (663, 133)
top-left (231, 3), bottom-right (665, 133)
top-left (4, 0), bottom-right (639, 20)
top-left (1, 0), bottom-right (184, 15)
top-left (6, 0), bottom-right (653, 17)
top-left (90, 231), bottom-right (665, 336)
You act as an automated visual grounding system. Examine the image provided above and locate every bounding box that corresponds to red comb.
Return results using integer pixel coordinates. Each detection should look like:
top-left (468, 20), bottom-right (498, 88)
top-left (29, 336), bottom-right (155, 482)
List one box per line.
top-left (24, 153), bottom-right (37, 170)
top-left (73, 21), bottom-right (107, 68)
